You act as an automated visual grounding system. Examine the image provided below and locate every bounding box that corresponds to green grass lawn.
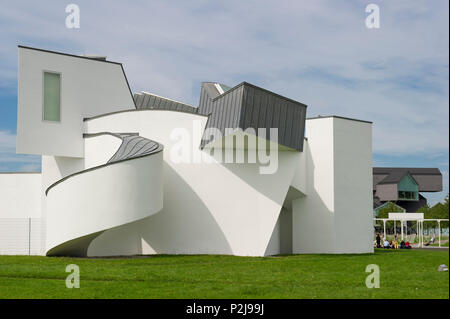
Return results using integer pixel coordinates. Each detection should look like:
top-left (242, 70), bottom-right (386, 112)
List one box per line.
top-left (0, 249), bottom-right (448, 299)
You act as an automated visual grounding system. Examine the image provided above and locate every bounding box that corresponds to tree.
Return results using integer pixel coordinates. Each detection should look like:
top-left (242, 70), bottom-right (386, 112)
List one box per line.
top-left (429, 195), bottom-right (449, 228)
top-left (375, 202), bottom-right (404, 231)
top-left (377, 202), bottom-right (404, 219)
top-left (418, 204), bottom-right (430, 215)
top-left (419, 195), bottom-right (449, 229)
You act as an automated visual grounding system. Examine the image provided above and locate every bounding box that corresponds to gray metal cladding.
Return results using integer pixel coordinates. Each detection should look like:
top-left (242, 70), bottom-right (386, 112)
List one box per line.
top-left (373, 167), bottom-right (441, 176)
top-left (199, 83), bottom-right (221, 114)
top-left (46, 133), bottom-right (163, 195)
top-left (134, 81), bottom-right (307, 151)
top-left (200, 82), bottom-right (307, 151)
top-left (373, 167), bottom-right (443, 192)
top-left (134, 92), bottom-right (200, 114)
top-left (108, 133), bottom-right (161, 163)
top-left (200, 85), bottom-right (244, 148)
top-left (134, 93), bottom-right (145, 108)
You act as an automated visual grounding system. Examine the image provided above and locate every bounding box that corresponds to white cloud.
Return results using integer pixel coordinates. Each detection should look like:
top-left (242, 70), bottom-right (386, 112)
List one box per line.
top-left (18, 163), bottom-right (41, 172)
top-left (0, 130), bottom-right (41, 171)
top-left (0, 130), bottom-right (16, 151)
top-left (0, 0), bottom-right (448, 159)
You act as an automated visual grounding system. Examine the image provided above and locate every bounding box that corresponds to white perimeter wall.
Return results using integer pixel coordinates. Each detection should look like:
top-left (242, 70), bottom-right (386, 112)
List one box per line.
top-left (0, 218), bottom-right (43, 255)
top-left (0, 173), bottom-right (41, 218)
top-left (16, 47), bottom-right (135, 158)
top-left (0, 173), bottom-right (44, 255)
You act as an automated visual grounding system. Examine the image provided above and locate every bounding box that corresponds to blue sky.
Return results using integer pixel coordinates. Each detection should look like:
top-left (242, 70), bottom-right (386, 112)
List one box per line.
top-left (0, 0), bottom-right (448, 204)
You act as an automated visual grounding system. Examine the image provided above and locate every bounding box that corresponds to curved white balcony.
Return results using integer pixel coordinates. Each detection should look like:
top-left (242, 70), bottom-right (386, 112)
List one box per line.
top-left (45, 133), bottom-right (163, 256)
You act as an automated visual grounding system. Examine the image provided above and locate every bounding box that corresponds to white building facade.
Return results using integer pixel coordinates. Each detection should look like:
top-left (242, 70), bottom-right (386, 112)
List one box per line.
top-left (0, 46), bottom-right (373, 257)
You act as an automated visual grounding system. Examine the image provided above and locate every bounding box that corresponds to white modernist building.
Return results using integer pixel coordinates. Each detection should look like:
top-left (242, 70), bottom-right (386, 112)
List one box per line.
top-left (0, 46), bottom-right (373, 257)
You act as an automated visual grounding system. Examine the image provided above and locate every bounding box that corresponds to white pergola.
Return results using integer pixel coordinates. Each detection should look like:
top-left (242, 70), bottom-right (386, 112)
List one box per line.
top-left (374, 213), bottom-right (449, 248)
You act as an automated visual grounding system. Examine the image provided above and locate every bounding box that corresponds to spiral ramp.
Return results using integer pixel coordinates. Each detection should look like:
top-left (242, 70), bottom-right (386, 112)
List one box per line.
top-left (45, 133), bottom-right (164, 257)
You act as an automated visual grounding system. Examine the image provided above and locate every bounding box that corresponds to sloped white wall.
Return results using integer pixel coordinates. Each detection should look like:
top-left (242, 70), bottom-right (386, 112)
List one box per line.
top-left (16, 47), bottom-right (134, 158)
top-left (293, 119), bottom-right (336, 253)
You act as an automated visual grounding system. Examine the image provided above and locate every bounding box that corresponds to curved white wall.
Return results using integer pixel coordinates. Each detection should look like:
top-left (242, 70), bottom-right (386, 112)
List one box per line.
top-left (45, 152), bottom-right (163, 256)
top-left (84, 134), bottom-right (122, 170)
top-left (85, 110), bottom-right (300, 256)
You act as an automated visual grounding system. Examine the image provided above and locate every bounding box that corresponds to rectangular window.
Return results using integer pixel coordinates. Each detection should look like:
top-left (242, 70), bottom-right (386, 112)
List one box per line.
top-left (398, 191), bottom-right (418, 200)
top-left (43, 72), bottom-right (61, 121)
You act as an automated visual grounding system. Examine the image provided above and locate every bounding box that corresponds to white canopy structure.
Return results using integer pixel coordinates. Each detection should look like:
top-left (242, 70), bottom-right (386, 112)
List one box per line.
top-left (375, 213), bottom-right (449, 248)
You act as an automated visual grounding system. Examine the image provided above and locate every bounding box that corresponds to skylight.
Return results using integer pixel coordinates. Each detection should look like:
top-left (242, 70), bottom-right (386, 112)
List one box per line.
top-left (214, 83), bottom-right (231, 95)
